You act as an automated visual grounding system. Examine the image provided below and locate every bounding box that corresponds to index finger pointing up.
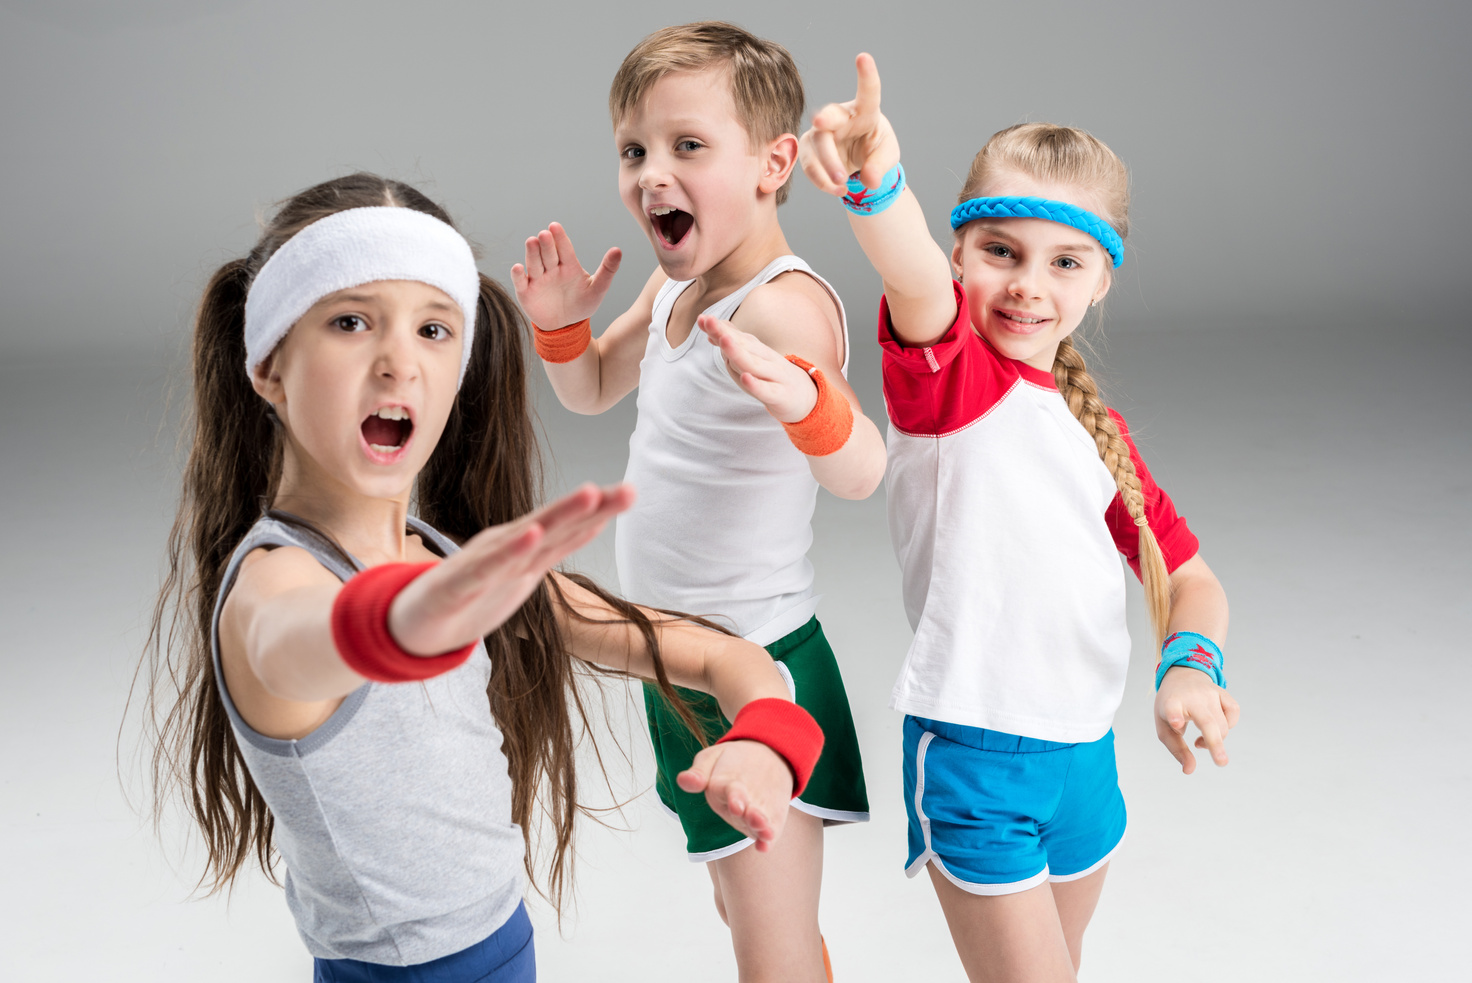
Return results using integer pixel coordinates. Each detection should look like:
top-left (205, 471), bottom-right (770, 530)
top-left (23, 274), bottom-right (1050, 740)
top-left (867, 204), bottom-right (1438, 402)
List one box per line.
top-left (853, 52), bottom-right (882, 114)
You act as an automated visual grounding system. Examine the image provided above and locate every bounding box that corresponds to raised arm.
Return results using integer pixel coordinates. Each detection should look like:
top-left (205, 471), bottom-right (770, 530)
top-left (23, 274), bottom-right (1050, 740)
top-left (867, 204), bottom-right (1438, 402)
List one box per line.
top-left (218, 484), bottom-right (633, 741)
top-left (799, 53), bottom-right (958, 348)
top-left (511, 223), bottom-right (663, 415)
top-left (551, 573), bottom-right (816, 850)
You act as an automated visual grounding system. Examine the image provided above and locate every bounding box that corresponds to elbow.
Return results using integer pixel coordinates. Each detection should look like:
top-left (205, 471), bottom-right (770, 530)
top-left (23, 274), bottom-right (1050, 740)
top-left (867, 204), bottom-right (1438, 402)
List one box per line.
top-left (828, 465), bottom-right (885, 501)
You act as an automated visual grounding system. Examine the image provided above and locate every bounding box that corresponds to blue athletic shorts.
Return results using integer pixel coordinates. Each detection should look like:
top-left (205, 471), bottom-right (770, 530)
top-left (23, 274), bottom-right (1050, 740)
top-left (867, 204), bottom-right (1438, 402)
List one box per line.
top-left (312, 902), bottom-right (535, 982)
top-left (902, 715), bottom-right (1127, 895)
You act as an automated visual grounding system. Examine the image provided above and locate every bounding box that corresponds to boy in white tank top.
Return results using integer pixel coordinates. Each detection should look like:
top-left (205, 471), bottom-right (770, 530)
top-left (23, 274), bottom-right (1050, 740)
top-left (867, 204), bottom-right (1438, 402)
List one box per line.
top-left (510, 22), bottom-right (887, 983)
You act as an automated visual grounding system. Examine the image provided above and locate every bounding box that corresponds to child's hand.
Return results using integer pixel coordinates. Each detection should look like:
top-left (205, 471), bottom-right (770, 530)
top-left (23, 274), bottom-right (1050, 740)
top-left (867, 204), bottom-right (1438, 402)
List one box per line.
top-left (1154, 666), bottom-right (1241, 774)
top-left (510, 222), bottom-right (622, 331)
top-left (677, 739), bottom-right (794, 852)
top-left (799, 52), bottom-right (900, 197)
top-left (697, 314), bottom-right (818, 423)
top-left (387, 483), bottom-right (635, 655)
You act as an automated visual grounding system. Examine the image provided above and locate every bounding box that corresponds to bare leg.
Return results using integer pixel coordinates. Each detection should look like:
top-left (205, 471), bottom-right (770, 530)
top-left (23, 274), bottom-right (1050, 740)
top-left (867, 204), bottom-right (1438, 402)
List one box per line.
top-left (1050, 864), bottom-right (1109, 973)
top-left (708, 809), bottom-right (826, 983)
top-left (926, 863), bottom-right (1077, 983)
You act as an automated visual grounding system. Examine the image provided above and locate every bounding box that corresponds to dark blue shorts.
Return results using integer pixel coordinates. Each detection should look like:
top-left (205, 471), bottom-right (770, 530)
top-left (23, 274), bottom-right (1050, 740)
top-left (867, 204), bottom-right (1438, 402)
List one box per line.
top-left (313, 902), bottom-right (535, 982)
top-left (903, 716), bottom-right (1127, 895)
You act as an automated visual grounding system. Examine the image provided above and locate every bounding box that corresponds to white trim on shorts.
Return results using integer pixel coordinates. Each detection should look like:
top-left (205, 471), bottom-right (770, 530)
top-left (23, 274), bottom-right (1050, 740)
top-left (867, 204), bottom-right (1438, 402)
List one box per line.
top-left (1048, 830), bottom-right (1126, 883)
top-left (903, 729), bottom-right (1053, 897)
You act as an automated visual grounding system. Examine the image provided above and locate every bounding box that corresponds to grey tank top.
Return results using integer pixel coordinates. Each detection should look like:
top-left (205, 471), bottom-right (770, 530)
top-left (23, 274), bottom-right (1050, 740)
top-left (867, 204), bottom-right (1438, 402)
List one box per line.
top-left (210, 514), bottom-right (524, 965)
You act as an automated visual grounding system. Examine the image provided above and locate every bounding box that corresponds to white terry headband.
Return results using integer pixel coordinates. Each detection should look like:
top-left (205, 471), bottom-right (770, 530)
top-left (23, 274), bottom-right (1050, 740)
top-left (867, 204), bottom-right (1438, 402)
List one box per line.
top-left (243, 206), bottom-right (481, 386)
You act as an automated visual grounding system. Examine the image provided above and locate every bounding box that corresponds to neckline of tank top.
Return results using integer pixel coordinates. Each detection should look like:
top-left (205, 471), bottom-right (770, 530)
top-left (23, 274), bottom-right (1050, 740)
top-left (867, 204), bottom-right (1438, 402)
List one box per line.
top-left (656, 255), bottom-right (811, 357)
top-left (263, 510), bottom-right (455, 573)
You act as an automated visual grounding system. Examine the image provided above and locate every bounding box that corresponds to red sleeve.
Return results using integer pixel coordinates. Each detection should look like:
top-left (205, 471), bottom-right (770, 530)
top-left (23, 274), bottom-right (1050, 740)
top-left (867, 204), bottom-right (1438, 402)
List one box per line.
top-left (1104, 410), bottom-right (1199, 579)
top-left (878, 280), bottom-right (1017, 436)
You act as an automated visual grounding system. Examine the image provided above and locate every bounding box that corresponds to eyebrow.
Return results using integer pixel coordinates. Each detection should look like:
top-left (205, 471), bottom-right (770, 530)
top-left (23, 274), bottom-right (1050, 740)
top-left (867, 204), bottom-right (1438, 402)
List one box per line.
top-left (321, 293), bottom-right (459, 315)
top-left (972, 225), bottom-right (1098, 254)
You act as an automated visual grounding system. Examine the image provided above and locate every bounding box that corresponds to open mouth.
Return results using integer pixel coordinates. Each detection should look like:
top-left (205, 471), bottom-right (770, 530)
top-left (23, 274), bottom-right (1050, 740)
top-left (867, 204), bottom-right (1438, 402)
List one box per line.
top-left (650, 205), bottom-right (693, 247)
top-left (361, 406), bottom-right (413, 454)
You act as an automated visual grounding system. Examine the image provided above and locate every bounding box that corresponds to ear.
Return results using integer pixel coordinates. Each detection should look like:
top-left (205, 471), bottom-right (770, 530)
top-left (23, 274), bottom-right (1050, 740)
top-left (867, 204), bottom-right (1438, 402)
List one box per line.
top-left (950, 237), bottom-right (966, 281)
top-left (757, 133), bottom-right (800, 196)
top-left (1092, 268), bottom-right (1113, 306)
top-left (250, 350), bottom-right (285, 407)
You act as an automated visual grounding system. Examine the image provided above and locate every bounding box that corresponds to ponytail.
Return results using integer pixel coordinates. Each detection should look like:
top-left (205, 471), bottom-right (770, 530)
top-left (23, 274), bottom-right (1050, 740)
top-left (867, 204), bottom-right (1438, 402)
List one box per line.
top-left (137, 256), bottom-right (283, 892)
top-left (137, 173), bottom-right (703, 912)
top-left (1051, 337), bottom-right (1172, 650)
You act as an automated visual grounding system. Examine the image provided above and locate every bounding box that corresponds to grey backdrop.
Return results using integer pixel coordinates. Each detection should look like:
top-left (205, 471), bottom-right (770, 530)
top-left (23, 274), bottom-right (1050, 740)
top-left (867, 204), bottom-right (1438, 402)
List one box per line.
top-left (2, 1), bottom-right (1469, 980)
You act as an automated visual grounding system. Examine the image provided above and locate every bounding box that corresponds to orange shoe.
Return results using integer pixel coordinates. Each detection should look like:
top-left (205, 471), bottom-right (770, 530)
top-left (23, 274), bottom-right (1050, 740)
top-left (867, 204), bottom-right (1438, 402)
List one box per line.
top-left (821, 935), bottom-right (833, 983)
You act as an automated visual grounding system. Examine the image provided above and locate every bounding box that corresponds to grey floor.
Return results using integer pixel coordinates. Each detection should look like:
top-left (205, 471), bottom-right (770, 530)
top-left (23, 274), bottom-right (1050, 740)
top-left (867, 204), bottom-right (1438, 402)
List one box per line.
top-left (2, 316), bottom-right (1468, 981)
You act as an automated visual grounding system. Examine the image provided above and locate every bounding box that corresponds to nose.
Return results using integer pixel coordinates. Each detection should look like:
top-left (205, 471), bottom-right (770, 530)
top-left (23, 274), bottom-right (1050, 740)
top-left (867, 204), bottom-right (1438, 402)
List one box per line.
top-left (373, 322), bottom-right (420, 383)
top-left (638, 150), bottom-right (672, 194)
top-left (1007, 258), bottom-right (1047, 301)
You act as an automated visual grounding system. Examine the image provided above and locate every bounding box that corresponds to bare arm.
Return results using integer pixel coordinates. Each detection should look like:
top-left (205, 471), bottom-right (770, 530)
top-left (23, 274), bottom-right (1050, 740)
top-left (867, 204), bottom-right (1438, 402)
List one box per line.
top-left (549, 572), bottom-right (789, 719)
top-left (511, 223), bottom-right (665, 415)
top-left (799, 53), bottom-right (957, 347)
top-left (699, 275), bottom-right (887, 500)
top-left (1154, 553), bottom-right (1240, 774)
top-left (550, 573), bottom-right (800, 849)
top-left (218, 484), bottom-right (634, 740)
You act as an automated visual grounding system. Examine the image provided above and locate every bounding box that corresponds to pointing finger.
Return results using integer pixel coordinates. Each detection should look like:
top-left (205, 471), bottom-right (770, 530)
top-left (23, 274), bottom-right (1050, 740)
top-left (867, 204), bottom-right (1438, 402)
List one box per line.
top-left (853, 52), bottom-right (882, 114)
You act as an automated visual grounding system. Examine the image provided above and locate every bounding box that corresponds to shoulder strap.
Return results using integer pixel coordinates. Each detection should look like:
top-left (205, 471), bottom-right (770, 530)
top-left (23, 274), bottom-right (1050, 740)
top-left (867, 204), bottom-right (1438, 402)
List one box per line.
top-left (648, 276), bottom-right (690, 336)
top-left (707, 256), bottom-right (851, 377)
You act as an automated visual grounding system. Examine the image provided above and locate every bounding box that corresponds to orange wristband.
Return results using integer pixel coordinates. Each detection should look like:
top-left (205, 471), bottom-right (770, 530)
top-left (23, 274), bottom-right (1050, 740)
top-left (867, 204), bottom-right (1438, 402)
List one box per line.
top-left (781, 356), bottom-right (854, 456)
top-left (532, 318), bottom-right (591, 363)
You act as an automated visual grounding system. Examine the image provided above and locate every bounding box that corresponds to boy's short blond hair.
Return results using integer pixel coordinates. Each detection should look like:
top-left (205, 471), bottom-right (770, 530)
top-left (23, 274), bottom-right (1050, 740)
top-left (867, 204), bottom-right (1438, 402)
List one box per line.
top-left (610, 21), bottom-right (805, 205)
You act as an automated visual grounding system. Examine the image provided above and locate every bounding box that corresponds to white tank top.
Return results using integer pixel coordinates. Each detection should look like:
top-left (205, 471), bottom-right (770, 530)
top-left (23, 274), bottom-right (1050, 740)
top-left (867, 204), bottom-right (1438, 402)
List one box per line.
top-left (615, 256), bottom-right (849, 645)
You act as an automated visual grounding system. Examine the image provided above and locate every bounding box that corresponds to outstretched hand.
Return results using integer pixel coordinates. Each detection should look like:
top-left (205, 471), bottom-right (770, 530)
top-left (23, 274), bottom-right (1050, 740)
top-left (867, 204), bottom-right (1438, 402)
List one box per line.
top-left (387, 483), bottom-right (635, 655)
top-left (510, 222), bottom-right (622, 331)
top-left (1155, 666), bottom-right (1241, 774)
top-left (799, 53), bottom-right (900, 197)
top-left (698, 314), bottom-right (818, 424)
top-left (677, 738), bottom-right (794, 852)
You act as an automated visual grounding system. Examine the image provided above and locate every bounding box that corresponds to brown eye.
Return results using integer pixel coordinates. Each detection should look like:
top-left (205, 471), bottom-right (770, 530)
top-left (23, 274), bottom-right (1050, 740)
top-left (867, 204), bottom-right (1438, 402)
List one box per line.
top-left (333, 315), bottom-right (366, 332)
top-left (420, 323), bottom-right (450, 340)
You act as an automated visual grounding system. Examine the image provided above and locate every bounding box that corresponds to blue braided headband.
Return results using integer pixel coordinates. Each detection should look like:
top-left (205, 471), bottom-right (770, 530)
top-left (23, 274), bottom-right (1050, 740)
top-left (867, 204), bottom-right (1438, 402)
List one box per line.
top-left (950, 196), bottom-right (1124, 269)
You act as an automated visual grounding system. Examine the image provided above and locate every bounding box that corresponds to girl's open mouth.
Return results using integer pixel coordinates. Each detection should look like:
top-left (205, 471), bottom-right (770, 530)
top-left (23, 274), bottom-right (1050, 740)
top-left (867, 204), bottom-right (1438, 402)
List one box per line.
top-left (361, 406), bottom-right (413, 458)
top-left (650, 205), bottom-right (693, 247)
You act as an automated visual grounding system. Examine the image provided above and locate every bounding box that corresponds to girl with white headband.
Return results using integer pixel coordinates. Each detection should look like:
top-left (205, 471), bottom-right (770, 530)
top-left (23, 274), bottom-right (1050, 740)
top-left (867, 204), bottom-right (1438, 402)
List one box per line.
top-left (798, 58), bottom-right (1241, 981)
top-left (141, 173), bottom-right (825, 981)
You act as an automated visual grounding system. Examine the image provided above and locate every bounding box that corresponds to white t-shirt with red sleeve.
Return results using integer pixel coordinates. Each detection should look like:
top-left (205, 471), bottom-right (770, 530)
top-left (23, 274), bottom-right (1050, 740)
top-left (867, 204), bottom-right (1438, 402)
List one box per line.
top-left (880, 281), bottom-right (1199, 743)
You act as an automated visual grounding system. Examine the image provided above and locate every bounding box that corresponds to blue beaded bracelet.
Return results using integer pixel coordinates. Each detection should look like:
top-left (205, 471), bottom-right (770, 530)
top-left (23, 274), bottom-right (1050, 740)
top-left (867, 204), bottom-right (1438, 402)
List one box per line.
top-left (1155, 631), bottom-right (1226, 690)
top-left (843, 162), bottom-right (905, 216)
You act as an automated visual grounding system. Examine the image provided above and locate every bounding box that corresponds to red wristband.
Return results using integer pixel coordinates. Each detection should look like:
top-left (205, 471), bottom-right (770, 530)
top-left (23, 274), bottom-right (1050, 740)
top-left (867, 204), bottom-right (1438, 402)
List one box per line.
top-left (781, 356), bottom-right (854, 456)
top-left (715, 697), bottom-right (825, 796)
top-left (532, 318), bottom-right (592, 363)
top-left (330, 562), bottom-right (477, 683)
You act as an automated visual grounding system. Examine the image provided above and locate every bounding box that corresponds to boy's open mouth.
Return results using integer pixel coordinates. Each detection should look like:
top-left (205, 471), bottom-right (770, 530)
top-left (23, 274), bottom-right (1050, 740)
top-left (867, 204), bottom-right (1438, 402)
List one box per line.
top-left (361, 406), bottom-right (413, 452)
top-left (650, 205), bottom-right (693, 246)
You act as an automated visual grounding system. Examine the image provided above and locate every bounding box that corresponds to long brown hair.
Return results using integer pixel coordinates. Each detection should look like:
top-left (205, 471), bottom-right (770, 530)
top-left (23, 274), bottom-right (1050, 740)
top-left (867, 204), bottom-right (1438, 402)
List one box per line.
top-left (958, 124), bottom-right (1173, 648)
top-left (138, 173), bottom-right (702, 911)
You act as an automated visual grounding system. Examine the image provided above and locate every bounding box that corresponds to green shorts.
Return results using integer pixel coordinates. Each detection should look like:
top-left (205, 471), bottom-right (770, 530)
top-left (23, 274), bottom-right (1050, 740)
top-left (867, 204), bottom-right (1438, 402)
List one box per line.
top-left (643, 617), bottom-right (870, 862)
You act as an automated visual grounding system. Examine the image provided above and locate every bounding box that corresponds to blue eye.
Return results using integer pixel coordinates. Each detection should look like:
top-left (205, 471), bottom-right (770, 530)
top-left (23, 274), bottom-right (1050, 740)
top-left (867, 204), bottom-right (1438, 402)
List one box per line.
top-left (621, 146), bottom-right (645, 160)
top-left (1056, 256), bottom-right (1080, 270)
top-left (333, 314), bottom-right (367, 332)
top-left (676, 140), bottom-right (702, 152)
top-left (986, 243), bottom-right (1012, 258)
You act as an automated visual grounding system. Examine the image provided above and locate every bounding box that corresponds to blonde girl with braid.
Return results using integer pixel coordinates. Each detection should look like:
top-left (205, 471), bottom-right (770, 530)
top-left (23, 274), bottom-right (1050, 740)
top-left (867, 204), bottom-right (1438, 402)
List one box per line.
top-left (797, 56), bottom-right (1240, 982)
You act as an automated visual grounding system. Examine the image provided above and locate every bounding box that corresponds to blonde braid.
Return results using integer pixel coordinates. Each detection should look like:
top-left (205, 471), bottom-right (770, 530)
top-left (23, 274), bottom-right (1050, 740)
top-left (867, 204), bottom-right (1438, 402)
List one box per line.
top-left (1052, 337), bottom-right (1172, 651)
